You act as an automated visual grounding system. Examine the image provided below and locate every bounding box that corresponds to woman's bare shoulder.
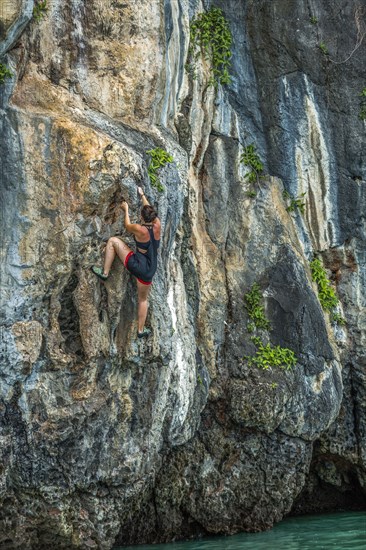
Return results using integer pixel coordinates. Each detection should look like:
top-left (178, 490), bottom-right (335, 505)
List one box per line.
top-left (130, 223), bottom-right (148, 239)
top-left (154, 218), bottom-right (161, 239)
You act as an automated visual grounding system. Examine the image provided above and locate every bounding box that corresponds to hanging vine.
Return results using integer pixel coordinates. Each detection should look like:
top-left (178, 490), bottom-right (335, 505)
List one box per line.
top-left (186, 7), bottom-right (232, 87)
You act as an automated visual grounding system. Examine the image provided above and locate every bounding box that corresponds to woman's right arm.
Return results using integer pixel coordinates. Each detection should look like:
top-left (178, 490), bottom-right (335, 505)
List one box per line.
top-left (138, 187), bottom-right (150, 206)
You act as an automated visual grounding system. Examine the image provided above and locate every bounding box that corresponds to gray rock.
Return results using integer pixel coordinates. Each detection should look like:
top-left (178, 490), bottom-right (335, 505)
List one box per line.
top-left (0, 0), bottom-right (365, 548)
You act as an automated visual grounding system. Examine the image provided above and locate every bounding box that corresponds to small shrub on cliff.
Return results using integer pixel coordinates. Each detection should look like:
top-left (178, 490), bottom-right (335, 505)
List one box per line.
top-left (244, 283), bottom-right (270, 331)
top-left (33, 1), bottom-right (48, 22)
top-left (310, 258), bottom-right (347, 327)
top-left (283, 190), bottom-right (306, 214)
top-left (245, 336), bottom-right (297, 370)
top-left (147, 148), bottom-right (173, 192)
top-left (310, 258), bottom-right (338, 311)
top-left (318, 42), bottom-right (329, 55)
top-left (331, 312), bottom-right (346, 326)
top-left (240, 144), bottom-right (264, 185)
top-left (244, 284), bottom-right (297, 371)
top-left (187, 7), bottom-right (232, 87)
top-left (0, 63), bottom-right (12, 84)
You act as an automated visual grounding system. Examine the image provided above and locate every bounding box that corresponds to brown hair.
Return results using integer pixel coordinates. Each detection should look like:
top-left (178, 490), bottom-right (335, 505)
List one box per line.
top-left (141, 205), bottom-right (158, 223)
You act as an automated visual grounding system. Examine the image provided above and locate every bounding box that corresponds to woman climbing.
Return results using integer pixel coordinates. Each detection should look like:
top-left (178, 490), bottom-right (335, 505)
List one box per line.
top-left (91, 187), bottom-right (161, 339)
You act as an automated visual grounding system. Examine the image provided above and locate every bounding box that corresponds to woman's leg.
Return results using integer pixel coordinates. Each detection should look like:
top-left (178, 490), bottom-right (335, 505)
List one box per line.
top-left (136, 280), bottom-right (152, 333)
top-left (103, 237), bottom-right (132, 276)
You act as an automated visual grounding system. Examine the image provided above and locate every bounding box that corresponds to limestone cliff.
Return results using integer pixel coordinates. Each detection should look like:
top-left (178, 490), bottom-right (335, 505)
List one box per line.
top-left (0, 1), bottom-right (365, 548)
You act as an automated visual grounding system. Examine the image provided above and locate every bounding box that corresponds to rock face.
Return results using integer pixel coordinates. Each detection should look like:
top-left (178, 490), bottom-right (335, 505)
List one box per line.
top-left (0, 0), bottom-right (365, 548)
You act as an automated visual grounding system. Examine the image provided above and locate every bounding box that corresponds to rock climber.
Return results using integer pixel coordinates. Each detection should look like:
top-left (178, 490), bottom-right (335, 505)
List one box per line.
top-left (91, 187), bottom-right (160, 339)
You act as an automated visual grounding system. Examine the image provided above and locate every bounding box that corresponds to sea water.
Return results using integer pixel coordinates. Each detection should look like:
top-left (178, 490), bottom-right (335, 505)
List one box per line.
top-left (118, 511), bottom-right (366, 550)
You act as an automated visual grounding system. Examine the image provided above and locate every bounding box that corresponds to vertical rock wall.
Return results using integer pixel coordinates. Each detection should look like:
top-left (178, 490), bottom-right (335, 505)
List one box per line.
top-left (0, 1), bottom-right (365, 548)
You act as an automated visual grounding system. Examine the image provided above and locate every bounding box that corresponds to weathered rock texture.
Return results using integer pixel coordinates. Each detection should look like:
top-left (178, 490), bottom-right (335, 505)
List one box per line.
top-left (0, 0), bottom-right (365, 548)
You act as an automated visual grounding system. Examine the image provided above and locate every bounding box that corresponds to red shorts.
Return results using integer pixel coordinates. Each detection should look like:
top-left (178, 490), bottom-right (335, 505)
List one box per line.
top-left (124, 252), bottom-right (152, 285)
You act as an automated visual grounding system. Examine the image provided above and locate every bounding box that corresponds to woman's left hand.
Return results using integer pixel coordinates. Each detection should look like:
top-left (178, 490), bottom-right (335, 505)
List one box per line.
top-left (121, 201), bottom-right (128, 212)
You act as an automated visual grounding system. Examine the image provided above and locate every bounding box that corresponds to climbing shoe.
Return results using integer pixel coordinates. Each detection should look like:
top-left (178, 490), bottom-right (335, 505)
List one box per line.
top-left (91, 266), bottom-right (109, 281)
top-left (137, 327), bottom-right (151, 339)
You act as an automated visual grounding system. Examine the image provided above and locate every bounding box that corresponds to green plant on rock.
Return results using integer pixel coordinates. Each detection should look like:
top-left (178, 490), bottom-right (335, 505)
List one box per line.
top-left (359, 88), bottom-right (366, 120)
top-left (283, 190), bottom-right (306, 214)
top-left (188, 7), bottom-right (232, 87)
top-left (319, 42), bottom-right (329, 55)
top-left (245, 336), bottom-right (297, 371)
top-left (147, 148), bottom-right (173, 192)
top-left (244, 283), bottom-right (270, 331)
top-left (331, 312), bottom-right (346, 326)
top-left (33, 1), bottom-right (48, 22)
top-left (310, 15), bottom-right (318, 24)
top-left (244, 284), bottom-right (297, 371)
top-left (0, 63), bottom-right (12, 84)
top-left (310, 258), bottom-right (347, 327)
top-left (310, 258), bottom-right (338, 311)
top-left (240, 143), bottom-right (264, 186)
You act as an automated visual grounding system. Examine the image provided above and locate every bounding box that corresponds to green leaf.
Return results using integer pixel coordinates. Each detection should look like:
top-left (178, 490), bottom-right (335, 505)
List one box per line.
top-left (310, 258), bottom-right (339, 312)
top-left (245, 337), bottom-right (297, 370)
top-left (0, 63), bottom-right (13, 84)
top-left (146, 147), bottom-right (174, 193)
top-left (187, 7), bottom-right (232, 88)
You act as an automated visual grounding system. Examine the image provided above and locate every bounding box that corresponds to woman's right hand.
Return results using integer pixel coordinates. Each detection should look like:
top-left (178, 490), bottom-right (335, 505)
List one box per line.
top-left (137, 187), bottom-right (144, 196)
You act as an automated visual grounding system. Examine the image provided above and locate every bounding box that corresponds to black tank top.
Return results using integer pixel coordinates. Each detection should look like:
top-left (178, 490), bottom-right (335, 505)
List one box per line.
top-left (135, 224), bottom-right (158, 249)
top-left (134, 226), bottom-right (160, 280)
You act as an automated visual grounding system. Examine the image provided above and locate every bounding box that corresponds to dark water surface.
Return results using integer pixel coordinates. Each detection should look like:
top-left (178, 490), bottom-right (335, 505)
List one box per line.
top-left (118, 511), bottom-right (366, 550)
